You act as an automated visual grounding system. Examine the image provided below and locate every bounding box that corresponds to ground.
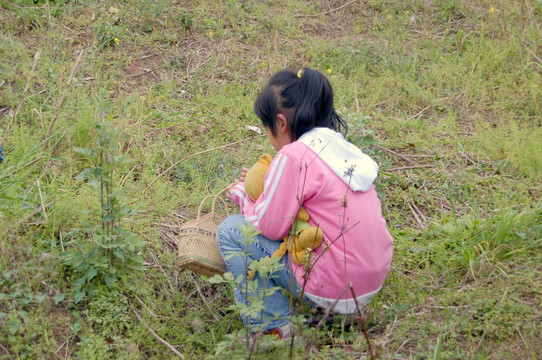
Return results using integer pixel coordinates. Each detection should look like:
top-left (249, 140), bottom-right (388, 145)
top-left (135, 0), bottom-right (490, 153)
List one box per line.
top-left (0, 0), bottom-right (541, 359)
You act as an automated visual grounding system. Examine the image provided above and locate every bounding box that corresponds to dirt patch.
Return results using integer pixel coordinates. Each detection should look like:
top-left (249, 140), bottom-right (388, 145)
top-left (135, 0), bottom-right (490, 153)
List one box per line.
top-left (121, 54), bottom-right (163, 90)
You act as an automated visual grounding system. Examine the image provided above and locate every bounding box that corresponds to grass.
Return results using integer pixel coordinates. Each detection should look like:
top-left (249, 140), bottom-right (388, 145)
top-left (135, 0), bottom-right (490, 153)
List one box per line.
top-left (1, 0), bottom-right (541, 358)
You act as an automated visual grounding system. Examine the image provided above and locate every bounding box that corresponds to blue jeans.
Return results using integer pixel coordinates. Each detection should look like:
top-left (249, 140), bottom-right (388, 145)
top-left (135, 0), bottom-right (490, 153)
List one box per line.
top-left (217, 215), bottom-right (300, 331)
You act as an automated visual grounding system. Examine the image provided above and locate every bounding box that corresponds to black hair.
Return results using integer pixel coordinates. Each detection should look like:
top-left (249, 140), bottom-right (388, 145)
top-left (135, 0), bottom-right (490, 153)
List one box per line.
top-left (254, 68), bottom-right (348, 141)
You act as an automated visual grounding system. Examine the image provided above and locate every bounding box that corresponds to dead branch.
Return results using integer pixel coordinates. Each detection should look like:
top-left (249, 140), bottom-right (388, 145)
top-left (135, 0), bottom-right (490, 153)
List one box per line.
top-left (127, 68), bottom-right (155, 78)
top-left (405, 105), bottom-right (430, 122)
top-left (0, 156), bottom-right (45, 180)
top-left (132, 309), bottom-right (185, 359)
top-left (411, 201), bottom-right (427, 223)
top-left (42, 48), bottom-right (85, 150)
top-left (0, 343), bottom-right (11, 359)
top-left (36, 178), bottom-right (48, 219)
top-left (304, 284), bottom-right (352, 358)
top-left (376, 145), bottom-right (414, 164)
top-left (386, 164), bottom-right (436, 171)
top-left (523, 43), bottom-right (542, 65)
top-left (408, 202), bottom-right (425, 228)
top-left (142, 134), bottom-right (265, 194)
top-left (296, 0), bottom-right (360, 18)
top-left (2, 50), bottom-right (40, 145)
top-left (5, 200), bottom-right (52, 234)
top-left (350, 286), bottom-right (376, 360)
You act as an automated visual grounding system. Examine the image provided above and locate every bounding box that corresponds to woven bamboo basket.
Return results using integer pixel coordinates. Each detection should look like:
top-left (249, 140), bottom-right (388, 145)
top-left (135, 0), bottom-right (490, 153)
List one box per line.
top-left (177, 189), bottom-right (229, 276)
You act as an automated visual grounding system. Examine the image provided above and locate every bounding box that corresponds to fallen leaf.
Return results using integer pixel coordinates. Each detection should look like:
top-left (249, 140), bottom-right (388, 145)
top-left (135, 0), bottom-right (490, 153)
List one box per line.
top-left (126, 343), bottom-right (137, 353)
top-left (245, 125), bottom-right (262, 135)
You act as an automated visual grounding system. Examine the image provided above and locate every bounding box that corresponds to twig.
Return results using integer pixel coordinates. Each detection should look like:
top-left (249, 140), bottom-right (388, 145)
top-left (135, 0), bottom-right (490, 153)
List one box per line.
top-left (190, 273), bottom-right (221, 322)
top-left (405, 105), bottom-right (430, 122)
top-left (132, 309), bottom-right (185, 359)
top-left (354, 84), bottom-right (361, 113)
top-left (1, 50), bottom-right (40, 145)
top-left (205, 34), bottom-right (230, 95)
top-left (43, 48), bottom-right (85, 150)
top-left (134, 296), bottom-right (158, 318)
top-left (491, 0), bottom-right (508, 38)
top-left (386, 164), bottom-right (436, 171)
top-left (0, 156), bottom-right (45, 179)
top-left (520, 0), bottom-right (526, 40)
top-left (395, 339), bottom-right (411, 356)
top-left (36, 179), bottom-right (48, 219)
top-left (526, 0), bottom-right (542, 38)
top-left (391, 266), bottom-right (452, 290)
top-left (59, 226), bottom-right (65, 252)
top-left (148, 251), bottom-right (175, 298)
top-left (6, 201), bottom-right (53, 234)
top-left (41, 281), bottom-right (61, 294)
top-left (408, 202), bottom-right (424, 228)
top-left (142, 134), bottom-right (265, 194)
top-left (314, 285), bottom-right (350, 331)
top-left (523, 43), bottom-right (542, 65)
top-left (304, 285), bottom-right (352, 358)
top-left (55, 338), bottom-right (68, 358)
top-left (376, 146), bottom-right (414, 164)
top-left (296, 0), bottom-right (360, 18)
top-left (127, 68), bottom-right (155, 78)
top-left (411, 201), bottom-right (427, 222)
top-left (0, 343), bottom-right (11, 359)
top-left (350, 286), bottom-right (375, 360)
top-left (119, 164), bottom-right (138, 187)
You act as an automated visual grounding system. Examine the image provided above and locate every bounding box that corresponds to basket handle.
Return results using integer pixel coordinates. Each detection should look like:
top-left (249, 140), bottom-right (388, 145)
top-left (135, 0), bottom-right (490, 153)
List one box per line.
top-left (196, 185), bottom-right (232, 219)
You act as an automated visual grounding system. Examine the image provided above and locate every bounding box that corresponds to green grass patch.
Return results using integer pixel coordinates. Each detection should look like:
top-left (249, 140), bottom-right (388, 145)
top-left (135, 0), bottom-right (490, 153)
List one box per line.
top-left (1, 0), bottom-right (541, 358)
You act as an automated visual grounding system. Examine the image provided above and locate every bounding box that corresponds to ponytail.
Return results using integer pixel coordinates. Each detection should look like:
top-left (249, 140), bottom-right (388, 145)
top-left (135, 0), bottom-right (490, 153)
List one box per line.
top-left (254, 68), bottom-right (347, 140)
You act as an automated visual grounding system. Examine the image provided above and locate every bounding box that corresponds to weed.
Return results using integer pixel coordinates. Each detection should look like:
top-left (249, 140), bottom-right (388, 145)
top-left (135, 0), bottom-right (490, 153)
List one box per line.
top-left (60, 120), bottom-right (145, 303)
top-left (209, 223), bottom-right (291, 357)
top-left (1, 0), bottom-right (541, 358)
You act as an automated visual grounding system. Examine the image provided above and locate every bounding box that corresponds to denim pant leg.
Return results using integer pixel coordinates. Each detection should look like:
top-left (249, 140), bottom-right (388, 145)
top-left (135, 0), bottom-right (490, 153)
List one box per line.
top-left (217, 215), bottom-right (300, 331)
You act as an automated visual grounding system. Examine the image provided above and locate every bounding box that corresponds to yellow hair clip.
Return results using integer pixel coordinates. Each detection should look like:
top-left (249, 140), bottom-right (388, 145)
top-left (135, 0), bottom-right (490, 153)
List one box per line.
top-left (297, 68), bottom-right (304, 78)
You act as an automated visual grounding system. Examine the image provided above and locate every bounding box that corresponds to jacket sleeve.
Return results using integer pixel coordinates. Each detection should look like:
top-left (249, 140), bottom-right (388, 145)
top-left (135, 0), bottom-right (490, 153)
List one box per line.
top-left (229, 182), bottom-right (253, 216)
top-left (242, 153), bottom-right (301, 240)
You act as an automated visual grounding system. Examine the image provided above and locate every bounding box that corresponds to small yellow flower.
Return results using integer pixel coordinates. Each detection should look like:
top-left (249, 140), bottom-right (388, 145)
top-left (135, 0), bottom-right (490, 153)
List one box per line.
top-left (445, 28), bottom-right (449, 32)
top-left (489, 7), bottom-right (494, 13)
top-left (387, 14), bottom-right (392, 19)
top-left (323, 53), bottom-right (326, 56)
top-left (114, 37), bottom-right (120, 44)
top-left (326, 68), bottom-right (332, 74)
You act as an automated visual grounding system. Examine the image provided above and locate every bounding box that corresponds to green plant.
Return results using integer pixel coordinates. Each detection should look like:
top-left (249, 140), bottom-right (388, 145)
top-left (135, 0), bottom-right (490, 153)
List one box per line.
top-left (428, 207), bottom-right (542, 280)
top-left (1, 0), bottom-right (541, 358)
top-left (180, 12), bottom-right (194, 35)
top-left (60, 120), bottom-right (145, 303)
top-left (208, 223), bottom-right (291, 357)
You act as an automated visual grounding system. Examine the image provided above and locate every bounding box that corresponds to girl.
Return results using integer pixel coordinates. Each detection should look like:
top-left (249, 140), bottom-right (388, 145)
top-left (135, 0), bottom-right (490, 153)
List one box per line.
top-left (217, 68), bottom-right (393, 338)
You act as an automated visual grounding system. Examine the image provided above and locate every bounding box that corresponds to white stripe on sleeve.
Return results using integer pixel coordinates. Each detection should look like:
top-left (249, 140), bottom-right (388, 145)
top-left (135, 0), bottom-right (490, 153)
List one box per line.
top-left (230, 188), bottom-right (246, 202)
top-left (254, 154), bottom-right (288, 227)
top-left (263, 153), bottom-right (284, 194)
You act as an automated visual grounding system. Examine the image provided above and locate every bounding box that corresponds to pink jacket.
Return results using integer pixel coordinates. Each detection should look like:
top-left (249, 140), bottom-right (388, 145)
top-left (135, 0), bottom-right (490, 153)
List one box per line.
top-left (230, 128), bottom-right (393, 313)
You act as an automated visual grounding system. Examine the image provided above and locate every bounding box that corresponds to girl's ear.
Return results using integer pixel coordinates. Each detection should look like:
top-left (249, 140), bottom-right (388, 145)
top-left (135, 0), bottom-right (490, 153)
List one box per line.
top-left (276, 114), bottom-right (289, 134)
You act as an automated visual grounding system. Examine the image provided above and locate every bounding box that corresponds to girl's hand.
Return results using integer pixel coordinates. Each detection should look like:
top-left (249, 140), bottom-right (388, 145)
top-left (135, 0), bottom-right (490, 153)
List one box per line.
top-left (238, 167), bottom-right (249, 182)
top-left (228, 167), bottom-right (249, 195)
